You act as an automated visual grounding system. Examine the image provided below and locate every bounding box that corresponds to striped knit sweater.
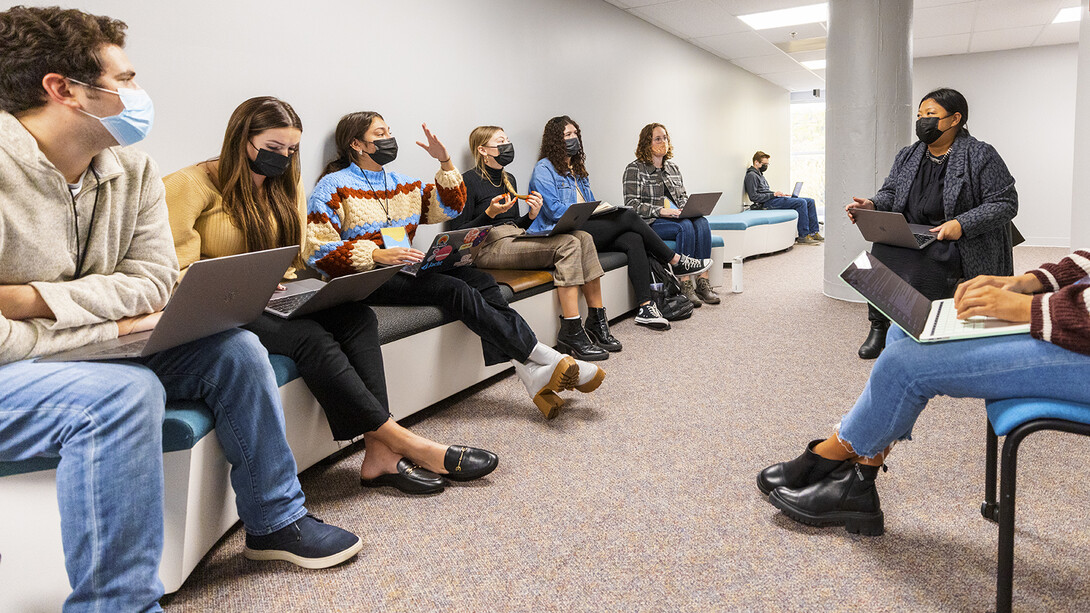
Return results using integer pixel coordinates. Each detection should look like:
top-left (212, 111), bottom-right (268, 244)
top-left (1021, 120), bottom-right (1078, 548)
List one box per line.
top-left (1028, 249), bottom-right (1090, 355)
top-left (305, 164), bottom-right (465, 277)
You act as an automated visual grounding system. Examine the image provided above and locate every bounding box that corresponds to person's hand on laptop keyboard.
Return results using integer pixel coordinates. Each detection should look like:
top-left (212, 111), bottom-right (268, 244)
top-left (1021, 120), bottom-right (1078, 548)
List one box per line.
top-left (954, 277), bottom-right (1033, 323)
top-left (928, 219), bottom-right (963, 241)
top-left (117, 311), bottom-right (162, 336)
top-left (374, 247), bottom-right (424, 266)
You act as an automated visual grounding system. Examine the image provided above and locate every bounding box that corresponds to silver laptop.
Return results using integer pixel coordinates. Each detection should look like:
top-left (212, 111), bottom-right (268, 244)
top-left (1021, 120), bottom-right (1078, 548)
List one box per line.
top-left (38, 246), bottom-right (297, 362)
top-left (519, 201), bottom-right (598, 238)
top-left (840, 251), bottom-right (1030, 343)
top-left (677, 192), bottom-right (722, 219)
top-left (265, 265), bottom-right (401, 319)
top-left (791, 181), bottom-right (804, 198)
top-left (853, 208), bottom-right (938, 250)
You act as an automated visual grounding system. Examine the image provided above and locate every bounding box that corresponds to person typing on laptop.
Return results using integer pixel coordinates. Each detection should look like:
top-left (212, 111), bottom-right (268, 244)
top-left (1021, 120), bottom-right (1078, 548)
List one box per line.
top-left (165, 98), bottom-right (497, 496)
top-left (0, 9), bottom-right (360, 611)
top-left (623, 122), bottom-right (720, 307)
top-left (846, 88), bottom-right (1018, 360)
top-left (459, 124), bottom-right (615, 364)
top-left (307, 112), bottom-right (596, 420)
top-left (755, 250), bottom-right (1090, 537)
top-left (744, 151), bottom-right (822, 244)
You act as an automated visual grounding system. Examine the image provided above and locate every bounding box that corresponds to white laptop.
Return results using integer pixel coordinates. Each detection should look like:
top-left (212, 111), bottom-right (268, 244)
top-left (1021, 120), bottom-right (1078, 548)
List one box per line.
top-left (39, 246), bottom-right (297, 362)
top-left (840, 251), bottom-right (1030, 343)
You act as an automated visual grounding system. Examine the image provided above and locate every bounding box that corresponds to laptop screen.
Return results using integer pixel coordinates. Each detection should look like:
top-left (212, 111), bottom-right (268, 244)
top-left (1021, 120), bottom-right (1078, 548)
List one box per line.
top-left (792, 182), bottom-right (803, 197)
top-left (839, 252), bottom-right (931, 338)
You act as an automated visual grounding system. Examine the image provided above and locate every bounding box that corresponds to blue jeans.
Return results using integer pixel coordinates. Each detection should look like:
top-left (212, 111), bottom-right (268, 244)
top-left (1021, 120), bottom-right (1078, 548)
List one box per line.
top-left (764, 197), bottom-right (820, 237)
top-left (0, 329), bottom-right (307, 612)
top-left (838, 327), bottom-right (1090, 457)
top-left (650, 216), bottom-right (712, 260)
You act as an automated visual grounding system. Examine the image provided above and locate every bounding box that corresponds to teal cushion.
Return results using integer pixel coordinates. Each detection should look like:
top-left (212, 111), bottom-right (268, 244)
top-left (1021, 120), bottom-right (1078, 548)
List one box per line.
top-left (986, 398), bottom-right (1090, 437)
top-left (662, 235), bottom-right (725, 252)
top-left (1, 400), bottom-right (218, 478)
top-left (707, 210), bottom-right (799, 230)
top-left (269, 354), bottom-right (300, 386)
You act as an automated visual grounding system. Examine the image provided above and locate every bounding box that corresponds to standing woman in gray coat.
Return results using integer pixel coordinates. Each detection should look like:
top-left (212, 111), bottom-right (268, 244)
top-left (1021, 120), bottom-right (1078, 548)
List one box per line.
top-left (846, 87), bottom-right (1017, 359)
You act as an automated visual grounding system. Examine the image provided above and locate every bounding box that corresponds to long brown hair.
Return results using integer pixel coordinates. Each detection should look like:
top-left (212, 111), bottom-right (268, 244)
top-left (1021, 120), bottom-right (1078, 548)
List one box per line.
top-left (635, 123), bottom-right (673, 165)
top-left (538, 115), bottom-right (587, 178)
top-left (320, 111), bottom-right (383, 178)
top-left (468, 125), bottom-right (517, 195)
top-left (217, 96), bottom-right (302, 253)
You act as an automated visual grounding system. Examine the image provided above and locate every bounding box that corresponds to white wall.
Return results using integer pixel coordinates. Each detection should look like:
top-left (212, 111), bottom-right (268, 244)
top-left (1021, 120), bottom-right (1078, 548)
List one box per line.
top-left (9, 0), bottom-right (790, 215)
top-left (914, 44), bottom-right (1077, 247)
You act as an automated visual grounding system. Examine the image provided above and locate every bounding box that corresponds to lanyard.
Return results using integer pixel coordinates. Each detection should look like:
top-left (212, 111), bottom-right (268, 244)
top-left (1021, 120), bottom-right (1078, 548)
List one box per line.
top-left (362, 168), bottom-right (392, 223)
top-left (70, 166), bottom-right (101, 278)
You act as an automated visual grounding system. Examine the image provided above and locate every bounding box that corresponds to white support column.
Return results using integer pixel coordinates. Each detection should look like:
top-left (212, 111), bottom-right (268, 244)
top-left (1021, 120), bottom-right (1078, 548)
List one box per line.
top-left (1072, 0), bottom-right (1090, 248)
top-left (823, 0), bottom-right (914, 300)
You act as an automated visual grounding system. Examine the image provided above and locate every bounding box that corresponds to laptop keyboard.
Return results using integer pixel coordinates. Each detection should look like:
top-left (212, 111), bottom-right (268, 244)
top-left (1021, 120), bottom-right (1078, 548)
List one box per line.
top-left (913, 233), bottom-right (935, 247)
top-left (267, 290), bottom-right (318, 315)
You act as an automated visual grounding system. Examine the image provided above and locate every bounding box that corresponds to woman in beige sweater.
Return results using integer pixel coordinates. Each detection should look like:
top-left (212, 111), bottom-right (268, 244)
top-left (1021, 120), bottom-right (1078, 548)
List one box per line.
top-left (164, 97), bottom-right (497, 495)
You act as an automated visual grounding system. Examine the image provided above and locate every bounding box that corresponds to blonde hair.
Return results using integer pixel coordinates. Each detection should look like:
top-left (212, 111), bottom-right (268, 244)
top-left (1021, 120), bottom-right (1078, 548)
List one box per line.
top-left (468, 125), bottom-right (517, 195)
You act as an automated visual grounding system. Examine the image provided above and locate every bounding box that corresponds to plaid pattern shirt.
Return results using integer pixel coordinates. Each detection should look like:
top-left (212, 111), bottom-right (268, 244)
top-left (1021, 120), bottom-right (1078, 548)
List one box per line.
top-left (622, 159), bottom-right (688, 220)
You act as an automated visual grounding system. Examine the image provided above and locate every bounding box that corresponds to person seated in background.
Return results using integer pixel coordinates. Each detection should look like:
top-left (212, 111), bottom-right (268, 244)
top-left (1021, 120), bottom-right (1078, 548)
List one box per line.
top-left (0, 8), bottom-right (360, 611)
top-left (848, 88), bottom-right (1018, 360)
top-left (744, 151), bottom-right (823, 245)
top-left (756, 251), bottom-right (1090, 536)
top-left (529, 115), bottom-right (712, 331)
top-left (623, 122), bottom-right (720, 307)
top-left (459, 124), bottom-right (616, 364)
top-left (164, 96), bottom-right (497, 496)
top-left (306, 112), bottom-right (596, 420)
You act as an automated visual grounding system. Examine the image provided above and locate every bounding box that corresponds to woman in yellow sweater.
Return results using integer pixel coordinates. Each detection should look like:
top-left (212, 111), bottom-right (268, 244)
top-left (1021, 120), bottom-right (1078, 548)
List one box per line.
top-left (164, 96), bottom-right (497, 495)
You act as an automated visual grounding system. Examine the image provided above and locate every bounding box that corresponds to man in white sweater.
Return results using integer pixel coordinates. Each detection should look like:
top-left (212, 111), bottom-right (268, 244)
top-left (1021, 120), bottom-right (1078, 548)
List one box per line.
top-left (0, 7), bottom-right (361, 611)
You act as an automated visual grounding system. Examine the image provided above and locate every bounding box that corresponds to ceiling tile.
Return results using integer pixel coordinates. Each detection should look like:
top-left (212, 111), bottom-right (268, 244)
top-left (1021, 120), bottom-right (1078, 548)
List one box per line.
top-left (756, 22), bottom-right (828, 44)
top-left (630, 0), bottom-right (751, 39)
top-left (692, 30), bottom-right (782, 59)
top-left (973, 0), bottom-right (1063, 31)
top-left (760, 70), bottom-right (825, 92)
top-left (731, 53), bottom-right (804, 74)
top-left (913, 33), bottom-right (971, 57)
top-left (969, 25), bottom-right (1044, 53)
top-left (712, 0), bottom-right (814, 16)
top-left (915, 3), bottom-right (978, 37)
top-left (788, 49), bottom-right (826, 62)
top-left (1034, 20), bottom-right (1080, 46)
top-left (603, 0), bottom-right (678, 8)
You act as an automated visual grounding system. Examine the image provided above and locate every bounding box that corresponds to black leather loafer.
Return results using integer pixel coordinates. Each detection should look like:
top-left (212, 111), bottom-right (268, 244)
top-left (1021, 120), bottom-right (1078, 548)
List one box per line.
top-left (360, 458), bottom-right (447, 495)
top-left (443, 446), bottom-right (499, 482)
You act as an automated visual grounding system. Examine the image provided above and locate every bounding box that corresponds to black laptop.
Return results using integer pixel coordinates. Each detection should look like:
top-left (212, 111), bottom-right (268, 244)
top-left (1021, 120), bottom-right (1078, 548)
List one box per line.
top-left (677, 192), bottom-right (722, 219)
top-left (519, 201), bottom-right (598, 238)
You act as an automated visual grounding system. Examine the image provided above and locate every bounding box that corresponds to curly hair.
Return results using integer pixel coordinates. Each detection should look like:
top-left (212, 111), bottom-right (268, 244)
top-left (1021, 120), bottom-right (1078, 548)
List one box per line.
top-left (635, 123), bottom-right (673, 165)
top-left (216, 96), bottom-right (303, 253)
top-left (538, 115), bottom-right (587, 178)
top-left (0, 6), bottom-right (127, 114)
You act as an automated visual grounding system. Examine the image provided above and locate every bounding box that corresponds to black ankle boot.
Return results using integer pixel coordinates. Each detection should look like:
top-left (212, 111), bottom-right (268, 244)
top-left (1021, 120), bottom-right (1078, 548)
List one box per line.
top-left (757, 440), bottom-right (848, 496)
top-left (769, 463), bottom-right (884, 536)
top-left (584, 307), bottom-right (622, 352)
top-left (556, 317), bottom-right (608, 361)
top-left (858, 320), bottom-right (890, 359)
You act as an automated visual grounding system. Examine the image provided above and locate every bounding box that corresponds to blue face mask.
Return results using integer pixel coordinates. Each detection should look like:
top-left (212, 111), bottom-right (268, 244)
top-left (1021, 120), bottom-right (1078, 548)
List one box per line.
top-left (70, 79), bottom-right (155, 146)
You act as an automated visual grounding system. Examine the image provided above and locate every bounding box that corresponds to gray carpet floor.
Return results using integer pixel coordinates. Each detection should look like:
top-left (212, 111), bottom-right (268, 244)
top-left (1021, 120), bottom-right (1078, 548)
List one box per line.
top-left (163, 245), bottom-right (1090, 613)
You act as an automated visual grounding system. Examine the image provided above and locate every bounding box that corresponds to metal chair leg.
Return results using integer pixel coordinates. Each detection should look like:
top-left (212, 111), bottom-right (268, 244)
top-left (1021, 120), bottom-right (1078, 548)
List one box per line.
top-left (982, 420), bottom-right (999, 522)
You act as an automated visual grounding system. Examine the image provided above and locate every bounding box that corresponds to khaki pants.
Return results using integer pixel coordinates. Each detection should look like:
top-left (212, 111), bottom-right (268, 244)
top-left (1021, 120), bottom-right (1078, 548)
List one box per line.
top-left (475, 225), bottom-right (604, 287)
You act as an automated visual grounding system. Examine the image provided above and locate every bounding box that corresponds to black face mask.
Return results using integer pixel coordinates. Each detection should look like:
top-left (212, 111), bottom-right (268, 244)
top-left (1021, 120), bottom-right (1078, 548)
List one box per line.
top-left (564, 137), bottom-right (581, 156)
top-left (759, 164), bottom-right (768, 173)
top-left (365, 137), bottom-right (398, 166)
top-left (248, 146), bottom-right (292, 178)
top-left (915, 116), bottom-right (952, 145)
top-left (492, 142), bottom-right (514, 167)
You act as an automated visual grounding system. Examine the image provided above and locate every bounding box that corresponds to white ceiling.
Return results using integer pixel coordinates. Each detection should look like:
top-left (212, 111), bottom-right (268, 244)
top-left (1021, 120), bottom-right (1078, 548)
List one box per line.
top-left (603, 0), bottom-right (1080, 92)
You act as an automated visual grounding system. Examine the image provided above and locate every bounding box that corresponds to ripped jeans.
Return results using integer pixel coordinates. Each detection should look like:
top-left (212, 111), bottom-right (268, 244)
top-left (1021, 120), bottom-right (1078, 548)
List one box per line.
top-left (837, 327), bottom-right (1090, 458)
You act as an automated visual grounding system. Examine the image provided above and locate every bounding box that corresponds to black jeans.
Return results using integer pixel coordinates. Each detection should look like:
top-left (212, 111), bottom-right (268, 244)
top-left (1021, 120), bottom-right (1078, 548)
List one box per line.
top-left (366, 266), bottom-right (538, 366)
top-left (868, 243), bottom-right (963, 324)
top-left (244, 302), bottom-right (390, 441)
top-left (582, 208), bottom-right (676, 304)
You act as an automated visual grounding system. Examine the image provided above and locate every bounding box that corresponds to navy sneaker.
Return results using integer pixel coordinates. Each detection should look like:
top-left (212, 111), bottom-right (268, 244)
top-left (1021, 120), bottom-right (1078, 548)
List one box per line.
top-left (244, 514), bottom-right (362, 569)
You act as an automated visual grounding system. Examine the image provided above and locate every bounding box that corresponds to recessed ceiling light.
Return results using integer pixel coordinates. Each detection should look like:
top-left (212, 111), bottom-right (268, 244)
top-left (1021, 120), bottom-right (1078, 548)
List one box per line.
top-left (1054, 6), bottom-right (1081, 24)
top-left (801, 59), bottom-right (826, 70)
top-left (738, 3), bottom-right (828, 31)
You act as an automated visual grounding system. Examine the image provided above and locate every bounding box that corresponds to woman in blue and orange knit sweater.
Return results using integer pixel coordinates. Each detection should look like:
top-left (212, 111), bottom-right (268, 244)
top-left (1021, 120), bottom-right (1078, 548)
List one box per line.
top-left (306, 112), bottom-right (600, 420)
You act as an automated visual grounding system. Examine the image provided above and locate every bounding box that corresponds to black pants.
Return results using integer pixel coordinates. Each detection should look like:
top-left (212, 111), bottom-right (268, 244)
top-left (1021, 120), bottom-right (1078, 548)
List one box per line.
top-left (366, 265), bottom-right (538, 366)
top-left (244, 302), bottom-right (390, 441)
top-left (582, 208), bottom-right (676, 303)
